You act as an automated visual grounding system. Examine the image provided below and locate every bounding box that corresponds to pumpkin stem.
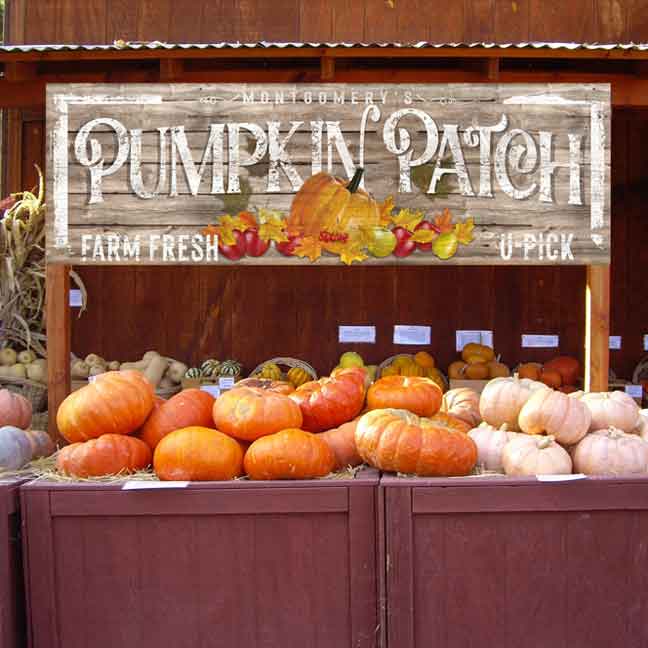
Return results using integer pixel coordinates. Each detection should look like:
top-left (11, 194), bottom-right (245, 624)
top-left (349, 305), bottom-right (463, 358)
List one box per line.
top-left (538, 435), bottom-right (554, 449)
top-left (347, 168), bottom-right (364, 194)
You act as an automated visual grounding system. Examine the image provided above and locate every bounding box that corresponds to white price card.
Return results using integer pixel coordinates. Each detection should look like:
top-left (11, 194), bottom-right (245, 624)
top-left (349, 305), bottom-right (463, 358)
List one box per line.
top-left (609, 336), bottom-right (622, 350)
top-left (200, 384), bottom-right (221, 398)
top-left (69, 289), bottom-right (83, 307)
top-left (536, 474), bottom-right (587, 482)
top-left (644, 334), bottom-right (648, 351)
top-left (625, 384), bottom-right (643, 398)
top-left (88, 375), bottom-right (97, 383)
top-left (122, 481), bottom-right (189, 490)
top-left (521, 334), bottom-right (559, 348)
top-left (338, 326), bottom-right (376, 344)
top-left (393, 325), bottom-right (431, 346)
top-left (218, 377), bottom-right (235, 390)
top-left (456, 330), bottom-right (493, 352)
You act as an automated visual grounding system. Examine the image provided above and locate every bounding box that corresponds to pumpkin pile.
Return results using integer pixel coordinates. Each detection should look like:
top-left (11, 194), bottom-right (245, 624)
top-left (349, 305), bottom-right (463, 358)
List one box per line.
top-left (448, 343), bottom-right (511, 382)
top-left (517, 355), bottom-right (581, 392)
top-left (380, 352), bottom-right (446, 393)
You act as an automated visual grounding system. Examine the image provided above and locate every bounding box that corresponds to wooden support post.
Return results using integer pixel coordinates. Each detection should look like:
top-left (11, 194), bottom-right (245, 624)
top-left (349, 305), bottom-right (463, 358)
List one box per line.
top-left (321, 56), bottom-right (335, 81)
top-left (585, 265), bottom-right (610, 392)
top-left (45, 264), bottom-right (71, 443)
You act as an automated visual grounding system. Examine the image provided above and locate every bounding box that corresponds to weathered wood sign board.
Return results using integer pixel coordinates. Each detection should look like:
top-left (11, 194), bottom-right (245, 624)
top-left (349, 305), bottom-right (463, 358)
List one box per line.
top-left (46, 83), bottom-right (610, 265)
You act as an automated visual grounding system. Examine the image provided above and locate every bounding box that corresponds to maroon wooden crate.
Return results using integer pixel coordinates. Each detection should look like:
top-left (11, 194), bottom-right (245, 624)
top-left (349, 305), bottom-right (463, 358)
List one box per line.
top-left (381, 474), bottom-right (648, 648)
top-left (21, 469), bottom-right (380, 648)
top-left (0, 478), bottom-right (28, 648)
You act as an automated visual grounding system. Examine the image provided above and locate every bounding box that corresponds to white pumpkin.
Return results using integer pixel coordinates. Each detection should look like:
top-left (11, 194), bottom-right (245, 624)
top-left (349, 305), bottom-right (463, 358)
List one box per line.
top-left (0, 425), bottom-right (33, 470)
top-left (442, 388), bottom-right (481, 427)
top-left (479, 376), bottom-right (548, 431)
top-left (580, 391), bottom-right (640, 433)
top-left (468, 423), bottom-right (522, 472)
top-left (572, 427), bottom-right (648, 475)
top-left (632, 410), bottom-right (648, 441)
top-left (502, 434), bottom-right (572, 476)
top-left (518, 388), bottom-right (591, 446)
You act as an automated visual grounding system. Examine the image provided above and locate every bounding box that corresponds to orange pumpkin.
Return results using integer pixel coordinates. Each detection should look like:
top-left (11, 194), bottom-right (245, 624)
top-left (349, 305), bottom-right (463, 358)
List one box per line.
top-left (320, 419), bottom-right (362, 470)
top-left (367, 376), bottom-right (442, 417)
top-left (0, 389), bottom-right (32, 429)
top-left (539, 368), bottom-right (562, 389)
top-left (518, 363), bottom-right (542, 381)
top-left (139, 389), bottom-right (215, 450)
top-left (287, 168), bottom-right (380, 239)
top-left (236, 377), bottom-right (294, 395)
top-left (244, 428), bottom-right (335, 480)
top-left (56, 371), bottom-right (154, 443)
top-left (441, 388), bottom-right (481, 427)
top-left (289, 368), bottom-right (366, 433)
top-left (213, 387), bottom-right (303, 441)
top-left (544, 356), bottom-right (580, 386)
top-left (355, 409), bottom-right (476, 476)
top-left (154, 426), bottom-right (243, 481)
top-left (56, 434), bottom-right (152, 478)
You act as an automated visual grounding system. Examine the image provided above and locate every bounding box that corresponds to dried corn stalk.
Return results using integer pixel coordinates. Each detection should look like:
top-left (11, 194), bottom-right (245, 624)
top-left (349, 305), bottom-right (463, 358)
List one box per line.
top-left (0, 166), bottom-right (86, 358)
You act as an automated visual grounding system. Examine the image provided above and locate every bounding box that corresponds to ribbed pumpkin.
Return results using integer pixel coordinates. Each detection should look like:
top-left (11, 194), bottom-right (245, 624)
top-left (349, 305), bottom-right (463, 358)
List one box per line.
top-left (502, 434), bottom-right (572, 476)
top-left (320, 419), bottom-right (362, 470)
top-left (287, 168), bottom-right (380, 239)
top-left (572, 427), bottom-right (648, 475)
top-left (139, 389), bottom-right (215, 450)
top-left (0, 426), bottom-right (33, 470)
top-left (57, 370), bottom-right (154, 443)
top-left (518, 388), bottom-right (591, 446)
top-left (56, 434), bottom-right (152, 478)
top-left (153, 426), bottom-right (244, 481)
top-left (367, 376), bottom-right (442, 418)
top-left (213, 387), bottom-right (303, 441)
top-left (24, 430), bottom-right (55, 459)
top-left (579, 391), bottom-right (640, 433)
top-left (244, 428), bottom-right (335, 480)
top-left (544, 356), bottom-right (580, 386)
top-left (355, 409), bottom-right (476, 476)
top-left (468, 423), bottom-right (522, 472)
top-left (289, 368), bottom-right (365, 433)
top-left (0, 389), bottom-right (32, 429)
top-left (236, 377), bottom-right (294, 395)
top-left (479, 376), bottom-right (547, 431)
top-left (441, 388), bottom-right (481, 426)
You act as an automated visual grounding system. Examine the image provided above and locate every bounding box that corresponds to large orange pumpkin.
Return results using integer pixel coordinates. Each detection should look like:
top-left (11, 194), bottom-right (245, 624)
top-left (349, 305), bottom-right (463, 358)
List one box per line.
top-left (355, 409), bottom-right (476, 476)
top-left (244, 428), bottom-right (335, 480)
top-left (56, 434), bottom-right (152, 478)
top-left (139, 389), bottom-right (215, 450)
top-left (367, 376), bottom-right (442, 418)
top-left (320, 419), bottom-right (362, 470)
top-left (153, 426), bottom-right (244, 481)
top-left (212, 387), bottom-right (303, 441)
top-left (544, 356), bottom-right (580, 386)
top-left (236, 377), bottom-right (294, 395)
top-left (287, 168), bottom-right (380, 239)
top-left (0, 389), bottom-right (32, 429)
top-left (289, 368), bottom-right (365, 433)
top-left (56, 371), bottom-right (154, 443)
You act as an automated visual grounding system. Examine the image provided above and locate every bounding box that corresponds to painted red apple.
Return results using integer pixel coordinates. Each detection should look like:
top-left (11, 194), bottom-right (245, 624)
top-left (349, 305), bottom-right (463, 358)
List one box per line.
top-left (243, 228), bottom-right (270, 257)
top-left (392, 227), bottom-right (416, 258)
top-left (219, 230), bottom-right (246, 261)
top-left (276, 234), bottom-right (303, 257)
top-left (414, 220), bottom-right (440, 252)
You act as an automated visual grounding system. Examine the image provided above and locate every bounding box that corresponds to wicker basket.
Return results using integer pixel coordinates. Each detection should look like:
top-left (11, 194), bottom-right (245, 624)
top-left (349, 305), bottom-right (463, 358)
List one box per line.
top-left (31, 411), bottom-right (49, 431)
top-left (250, 357), bottom-right (317, 382)
top-left (376, 354), bottom-right (449, 390)
top-left (0, 377), bottom-right (48, 412)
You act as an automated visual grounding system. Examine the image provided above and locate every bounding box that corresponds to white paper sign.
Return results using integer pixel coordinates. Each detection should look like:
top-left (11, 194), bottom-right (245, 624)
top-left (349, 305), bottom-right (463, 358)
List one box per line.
top-left (536, 473), bottom-right (587, 482)
top-left (122, 481), bottom-right (189, 490)
top-left (200, 384), bottom-right (221, 398)
top-left (609, 336), bottom-right (622, 350)
top-left (521, 334), bottom-right (560, 348)
top-left (456, 330), bottom-right (493, 352)
top-left (625, 385), bottom-right (643, 398)
top-left (644, 334), bottom-right (648, 351)
top-left (218, 377), bottom-right (235, 390)
top-left (88, 375), bottom-right (97, 383)
top-left (69, 289), bottom-right (82, 307)
top-left (393, 325), bottom-right (431, 345)
top-left (338, 326), bottom-right (376, 344)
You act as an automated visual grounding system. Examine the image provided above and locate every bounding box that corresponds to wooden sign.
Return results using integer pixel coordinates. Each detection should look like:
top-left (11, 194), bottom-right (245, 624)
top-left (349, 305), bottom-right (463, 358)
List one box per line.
top-left (46, 83), bottom-right (610, 265)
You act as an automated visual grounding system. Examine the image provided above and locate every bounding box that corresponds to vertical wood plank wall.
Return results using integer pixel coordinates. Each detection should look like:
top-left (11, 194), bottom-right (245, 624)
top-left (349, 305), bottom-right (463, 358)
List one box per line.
top-left (4, 0), bottom-right (648, 378)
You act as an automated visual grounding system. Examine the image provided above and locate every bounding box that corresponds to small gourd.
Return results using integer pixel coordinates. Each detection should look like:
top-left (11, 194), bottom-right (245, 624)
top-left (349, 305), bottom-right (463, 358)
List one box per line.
top-left (185, 367), bottom-right (203, 379)
top-left (200, 359), bottom-right (221, 377)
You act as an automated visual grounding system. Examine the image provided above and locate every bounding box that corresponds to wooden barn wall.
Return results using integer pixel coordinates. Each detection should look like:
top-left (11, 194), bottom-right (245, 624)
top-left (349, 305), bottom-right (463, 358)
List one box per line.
top-left (4, 0), bottom-right (648, 379)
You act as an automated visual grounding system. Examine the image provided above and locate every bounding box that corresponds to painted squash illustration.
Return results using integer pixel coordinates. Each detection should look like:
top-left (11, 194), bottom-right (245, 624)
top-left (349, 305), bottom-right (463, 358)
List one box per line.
top-left (287, 168), bottom-right (381, 239)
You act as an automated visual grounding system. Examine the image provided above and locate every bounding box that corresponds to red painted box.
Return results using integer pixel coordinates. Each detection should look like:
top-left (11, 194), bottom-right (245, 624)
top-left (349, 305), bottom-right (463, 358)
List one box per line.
top-left (381, 474), bottom-right (648, 648)
top-left (0, 478), bottom-right (27, 648)
top-left (21, 469), bottom-right (380, 648)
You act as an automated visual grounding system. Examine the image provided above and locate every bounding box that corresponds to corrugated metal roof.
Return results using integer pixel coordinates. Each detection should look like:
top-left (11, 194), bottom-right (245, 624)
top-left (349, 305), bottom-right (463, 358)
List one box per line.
top-left (1, 41), bottom-right (648, 53)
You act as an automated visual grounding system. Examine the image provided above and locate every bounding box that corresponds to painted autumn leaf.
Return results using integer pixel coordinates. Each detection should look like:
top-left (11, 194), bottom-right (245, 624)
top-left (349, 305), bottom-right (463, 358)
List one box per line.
top-left (338, 243), bottom-right (368, 266)
top-left (201, 224), bottom-right (219, 242)
top-left (294, 236), bottom-right (323, 262)
top-left (455, 217), bottom-right (475, 245)
top-left (391, 208), bottom-right (424, 232)
top-left (433, 208), bottom-right (454, 234)
top-left (410, 229), bottom-right (438, 244)
top-left (257, 208), bottom-right (288, 243)
top-left (379, 195), bottom-right (395, 226)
